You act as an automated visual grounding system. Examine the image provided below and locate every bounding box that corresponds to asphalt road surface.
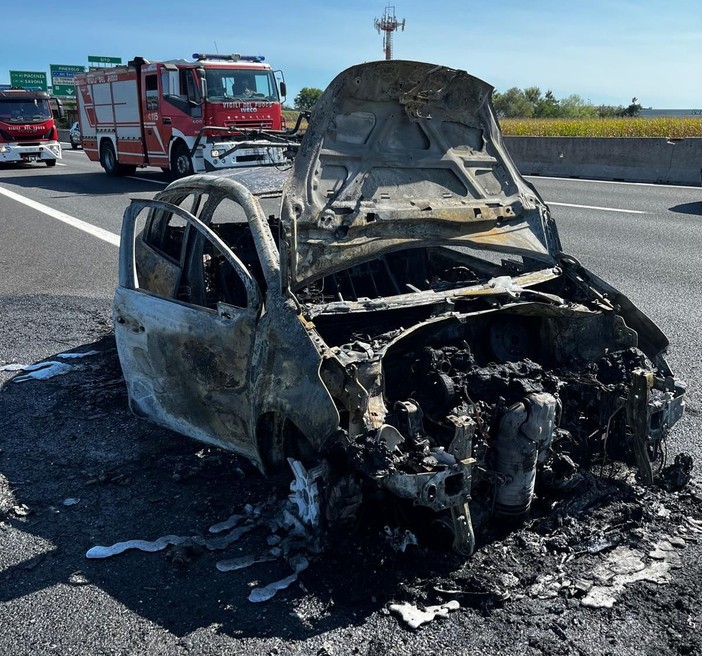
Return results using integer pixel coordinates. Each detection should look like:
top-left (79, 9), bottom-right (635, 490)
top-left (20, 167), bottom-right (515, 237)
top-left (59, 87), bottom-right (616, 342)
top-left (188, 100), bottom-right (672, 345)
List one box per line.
top-left (1, 148), bottom-right (701, 655)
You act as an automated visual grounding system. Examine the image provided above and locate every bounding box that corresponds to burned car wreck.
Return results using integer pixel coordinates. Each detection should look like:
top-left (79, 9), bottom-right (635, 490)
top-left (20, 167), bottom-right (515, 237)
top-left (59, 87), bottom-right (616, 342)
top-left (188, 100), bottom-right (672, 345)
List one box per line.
top-left (114, 61), bottom-right (686, 555)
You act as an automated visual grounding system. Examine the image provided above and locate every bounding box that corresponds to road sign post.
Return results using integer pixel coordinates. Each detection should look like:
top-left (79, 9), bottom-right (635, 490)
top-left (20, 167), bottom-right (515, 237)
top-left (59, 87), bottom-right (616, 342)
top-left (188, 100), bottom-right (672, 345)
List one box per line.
top-left (50, 65), bottom-right (85, 97)
top-left (87, 56), bottom-right (122, 66)
top-left (9, 70), bottom-right (48, 91)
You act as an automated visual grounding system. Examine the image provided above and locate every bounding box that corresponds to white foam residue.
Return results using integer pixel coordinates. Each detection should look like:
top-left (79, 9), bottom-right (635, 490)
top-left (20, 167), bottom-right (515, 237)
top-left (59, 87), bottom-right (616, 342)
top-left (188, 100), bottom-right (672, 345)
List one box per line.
top-left (14, 361), bottom-right (73, 382)
top-left (56, 350), bottom-right (100, 359)
top-left (86, 525), bottom-right (254, 559)
top-left (383, 526), bottom-right (419, 553)
top-left (216, 551), bottom-right (278, 572)
top-left (248, 555), bottom-right (309, 603)
top-left (204, 525), bottom-right (254, 549)
top-left (86, 535), bottom-right (188, 559)
top-left (287, 458), bottom-right (321, 527)
top-left (0, 364), bottom-right (27, 372)
top-left (209, 513), bottom-right (246, 534)
top-left (487, 275), bottom-right (523, 298)
top-left (580, 544), bottom-right (676, 608)
top-left (1, 350), bottom-right (98, 382)
top-left (389, 600), bottom-right (460, 629)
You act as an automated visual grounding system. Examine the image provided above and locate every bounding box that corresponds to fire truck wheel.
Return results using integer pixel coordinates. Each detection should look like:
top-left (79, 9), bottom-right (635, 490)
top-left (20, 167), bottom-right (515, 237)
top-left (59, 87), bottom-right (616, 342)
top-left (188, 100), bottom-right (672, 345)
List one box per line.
top-left (170, 142), bottom-right (193, 179)
top-left (100, 141), bottom-right (120, 176)
top-left (45, 160), bottom-right (57, 167)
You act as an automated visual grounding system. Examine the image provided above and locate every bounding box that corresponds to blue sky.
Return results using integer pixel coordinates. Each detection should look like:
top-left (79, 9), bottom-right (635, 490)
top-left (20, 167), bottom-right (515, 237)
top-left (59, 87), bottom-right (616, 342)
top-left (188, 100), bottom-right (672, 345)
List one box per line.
top-left (2, 0), bottom-right (700, 108)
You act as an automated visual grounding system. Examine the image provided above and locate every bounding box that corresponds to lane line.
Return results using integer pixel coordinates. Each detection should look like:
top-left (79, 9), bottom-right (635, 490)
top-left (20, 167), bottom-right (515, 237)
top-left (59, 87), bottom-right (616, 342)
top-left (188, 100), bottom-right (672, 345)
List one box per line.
top-left (547, 201), bottom-right (646, 215)
top-left (0, 183), bottom-right (647, 253)
top-left (526, 175), bottom-right (698, 190)
top-left (125, 174), bottom-right (651, 214)
top-left (126, 176), bottom-right (168, 186)
top-left (0, 185), bottom-right (120, 247)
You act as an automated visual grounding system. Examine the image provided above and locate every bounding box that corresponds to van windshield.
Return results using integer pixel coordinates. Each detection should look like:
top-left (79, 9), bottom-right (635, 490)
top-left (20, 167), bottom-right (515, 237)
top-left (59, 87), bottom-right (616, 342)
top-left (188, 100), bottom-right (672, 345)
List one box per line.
top-left (0, 98), bottom-right (52, 123)
top-left (205, 69), bottom-right (278, 102)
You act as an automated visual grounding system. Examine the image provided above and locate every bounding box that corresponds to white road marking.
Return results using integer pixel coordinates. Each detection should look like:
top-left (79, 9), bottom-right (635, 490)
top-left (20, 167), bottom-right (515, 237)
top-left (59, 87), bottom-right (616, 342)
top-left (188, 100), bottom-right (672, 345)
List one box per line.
top-left (126, 176), bottom-right (168, 185)
top-left (0, 185), bottom-right (120, 246)
top-left (547, 201), bottom-right (646, 215)
top-left (0, 179), bottom-right (647, 253)
top-left (526, 175), bottom-right (698, 190)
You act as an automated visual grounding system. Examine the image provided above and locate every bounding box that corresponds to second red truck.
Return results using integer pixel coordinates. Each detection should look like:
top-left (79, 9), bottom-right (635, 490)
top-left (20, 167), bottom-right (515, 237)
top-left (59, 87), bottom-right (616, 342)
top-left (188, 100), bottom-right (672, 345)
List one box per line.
top-left (75, 53), bottom-right (291, 177)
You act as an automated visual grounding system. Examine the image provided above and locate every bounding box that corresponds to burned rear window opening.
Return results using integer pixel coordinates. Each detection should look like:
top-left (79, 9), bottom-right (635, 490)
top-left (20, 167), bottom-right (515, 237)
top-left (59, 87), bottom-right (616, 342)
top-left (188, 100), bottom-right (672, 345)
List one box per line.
top-left (113, 60), bottom-right (688, 559)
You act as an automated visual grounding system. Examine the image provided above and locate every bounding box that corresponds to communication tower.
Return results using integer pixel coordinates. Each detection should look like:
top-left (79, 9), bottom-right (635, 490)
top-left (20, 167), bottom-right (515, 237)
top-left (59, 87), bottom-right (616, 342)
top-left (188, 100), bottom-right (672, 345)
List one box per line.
top-left (374, 5), bottom-right (405, 60)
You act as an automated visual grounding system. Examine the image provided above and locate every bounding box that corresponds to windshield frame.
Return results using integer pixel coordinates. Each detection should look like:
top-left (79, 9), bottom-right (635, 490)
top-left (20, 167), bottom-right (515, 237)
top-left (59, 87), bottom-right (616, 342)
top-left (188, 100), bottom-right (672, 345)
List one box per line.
top-left (203, 68), bottom-right (279, 103)
top-left (0, 98), bottom-right (52, 123)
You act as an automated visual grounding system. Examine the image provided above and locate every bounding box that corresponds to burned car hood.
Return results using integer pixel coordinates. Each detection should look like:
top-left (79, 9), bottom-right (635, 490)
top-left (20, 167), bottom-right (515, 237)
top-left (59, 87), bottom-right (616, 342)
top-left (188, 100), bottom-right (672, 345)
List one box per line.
top-left (282, 60), bottom-right (561, 289)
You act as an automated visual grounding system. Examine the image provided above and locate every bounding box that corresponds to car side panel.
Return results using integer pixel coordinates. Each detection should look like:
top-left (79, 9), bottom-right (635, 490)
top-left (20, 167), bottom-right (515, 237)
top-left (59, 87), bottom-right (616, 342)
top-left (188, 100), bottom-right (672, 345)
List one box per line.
top-left (114, 287), bottom-right (260, 462)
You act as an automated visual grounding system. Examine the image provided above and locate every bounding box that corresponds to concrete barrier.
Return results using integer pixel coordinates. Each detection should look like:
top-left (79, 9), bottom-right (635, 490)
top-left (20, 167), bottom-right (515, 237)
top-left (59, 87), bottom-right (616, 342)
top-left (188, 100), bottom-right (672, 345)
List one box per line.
top-left (504, 136), bottom-right (702, 186)
top-left (51, 129), bottom-right (701, 185)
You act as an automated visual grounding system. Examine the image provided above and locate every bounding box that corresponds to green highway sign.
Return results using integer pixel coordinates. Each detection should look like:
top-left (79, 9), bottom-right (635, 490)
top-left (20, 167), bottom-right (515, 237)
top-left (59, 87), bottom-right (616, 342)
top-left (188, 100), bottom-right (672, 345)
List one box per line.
top-left (9, 70), bottom-right (48, 91)
top-left (50, 64), bottom-right (85, 97)
top-left (88, 55), bottom-right (122, 65)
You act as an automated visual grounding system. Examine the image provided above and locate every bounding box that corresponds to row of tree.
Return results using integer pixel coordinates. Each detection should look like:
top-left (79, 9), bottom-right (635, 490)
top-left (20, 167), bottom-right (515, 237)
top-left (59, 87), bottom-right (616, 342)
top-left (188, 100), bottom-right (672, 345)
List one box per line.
top-left (292, 85), bottom-right (643, 119)
top-left (478, 87), bottom-right (640, 119)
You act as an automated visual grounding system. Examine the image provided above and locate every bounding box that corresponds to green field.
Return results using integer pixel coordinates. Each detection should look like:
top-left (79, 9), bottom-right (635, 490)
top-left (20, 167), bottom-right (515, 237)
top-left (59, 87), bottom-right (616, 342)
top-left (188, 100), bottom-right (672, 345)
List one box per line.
top-left (283, 110), bottom-right (306, 129)
top-left (499, 117), bottom-right (702, 138)
top-left (283, 111), bottom-right (702, 138)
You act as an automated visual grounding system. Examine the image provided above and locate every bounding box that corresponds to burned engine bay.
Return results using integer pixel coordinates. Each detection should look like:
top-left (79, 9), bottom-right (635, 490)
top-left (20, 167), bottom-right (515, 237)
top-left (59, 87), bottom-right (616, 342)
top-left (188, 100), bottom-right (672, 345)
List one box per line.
top-left (297, 250), bottom-right (687, 555)
top-left (273, 60), bottom-right (687, 554)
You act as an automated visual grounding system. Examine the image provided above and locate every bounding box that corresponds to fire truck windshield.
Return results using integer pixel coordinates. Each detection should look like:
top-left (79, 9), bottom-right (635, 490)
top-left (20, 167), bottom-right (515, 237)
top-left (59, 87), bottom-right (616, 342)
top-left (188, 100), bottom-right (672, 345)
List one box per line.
top-left (204, 69), bottom-right (279, 102)
top-left (0, 98), bottom-right (52, 123)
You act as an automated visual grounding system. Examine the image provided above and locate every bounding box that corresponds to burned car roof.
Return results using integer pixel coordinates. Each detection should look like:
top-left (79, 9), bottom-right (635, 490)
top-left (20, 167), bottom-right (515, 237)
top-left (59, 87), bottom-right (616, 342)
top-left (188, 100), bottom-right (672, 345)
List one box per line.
top-left (282, 60), bottom-right (560, 288)
top-left (113, 60), bottom-right (687, 559)
top-left (192, 164), bottom-right (288, 197)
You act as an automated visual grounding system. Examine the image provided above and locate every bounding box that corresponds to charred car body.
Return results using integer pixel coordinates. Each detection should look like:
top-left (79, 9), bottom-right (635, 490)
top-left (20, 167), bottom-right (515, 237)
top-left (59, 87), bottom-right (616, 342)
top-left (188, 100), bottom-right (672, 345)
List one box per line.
top-left (114, 61), bottom-right (686, 554)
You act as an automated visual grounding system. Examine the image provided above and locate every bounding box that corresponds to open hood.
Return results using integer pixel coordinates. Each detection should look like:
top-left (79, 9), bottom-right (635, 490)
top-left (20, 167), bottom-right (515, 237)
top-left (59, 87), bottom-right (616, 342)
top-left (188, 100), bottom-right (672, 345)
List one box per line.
top-left (281, 61), bottom-right (562, 289)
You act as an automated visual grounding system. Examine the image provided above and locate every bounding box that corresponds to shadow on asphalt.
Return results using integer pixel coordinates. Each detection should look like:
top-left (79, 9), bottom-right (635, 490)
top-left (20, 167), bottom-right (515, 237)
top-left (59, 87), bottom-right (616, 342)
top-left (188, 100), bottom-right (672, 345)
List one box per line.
top-left (669, 201), bottom-right (702, 215)
top-left (0, 335), bottom-right (457, 640)
top-left (0, 166), bottom-right (169, 195)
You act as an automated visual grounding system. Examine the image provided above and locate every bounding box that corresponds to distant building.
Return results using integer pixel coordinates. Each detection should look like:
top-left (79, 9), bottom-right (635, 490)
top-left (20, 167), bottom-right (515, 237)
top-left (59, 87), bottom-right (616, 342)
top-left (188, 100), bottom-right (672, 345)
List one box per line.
top-left (640, 108), bottom-right (702, 118)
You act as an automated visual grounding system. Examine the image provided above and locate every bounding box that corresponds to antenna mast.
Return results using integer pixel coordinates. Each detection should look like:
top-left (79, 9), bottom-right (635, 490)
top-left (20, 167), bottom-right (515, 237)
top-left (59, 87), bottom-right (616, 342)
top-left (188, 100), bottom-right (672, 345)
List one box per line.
top-left (374, 5), bottom-right (405, 60)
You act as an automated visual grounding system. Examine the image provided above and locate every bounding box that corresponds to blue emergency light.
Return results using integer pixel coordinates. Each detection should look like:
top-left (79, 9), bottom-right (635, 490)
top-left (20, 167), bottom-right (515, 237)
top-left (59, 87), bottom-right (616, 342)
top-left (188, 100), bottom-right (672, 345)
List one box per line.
top-left (192, 53), bottom-right (265, 63)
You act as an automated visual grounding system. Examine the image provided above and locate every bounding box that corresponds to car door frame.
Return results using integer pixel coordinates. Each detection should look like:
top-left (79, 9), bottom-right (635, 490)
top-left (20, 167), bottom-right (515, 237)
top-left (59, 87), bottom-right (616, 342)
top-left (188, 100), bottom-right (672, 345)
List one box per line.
top-left (115, 198), bottom-right (262, 461)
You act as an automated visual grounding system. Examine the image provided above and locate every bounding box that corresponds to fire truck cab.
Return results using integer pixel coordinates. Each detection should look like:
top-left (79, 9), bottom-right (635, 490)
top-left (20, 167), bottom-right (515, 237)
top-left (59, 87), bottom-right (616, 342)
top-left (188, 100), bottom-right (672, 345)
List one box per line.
top-left (0, 89), bottom-right (63, 167)
top-left (76, 54), bottom-right (290, 178)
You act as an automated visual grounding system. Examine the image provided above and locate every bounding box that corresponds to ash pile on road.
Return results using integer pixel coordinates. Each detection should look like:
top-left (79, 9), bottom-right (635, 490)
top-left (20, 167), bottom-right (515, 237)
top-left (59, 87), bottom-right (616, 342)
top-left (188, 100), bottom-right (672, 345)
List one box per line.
top-left (308, 466), bottom-right (701, 653)
top-left (317, 462), bottom-right (700, 601)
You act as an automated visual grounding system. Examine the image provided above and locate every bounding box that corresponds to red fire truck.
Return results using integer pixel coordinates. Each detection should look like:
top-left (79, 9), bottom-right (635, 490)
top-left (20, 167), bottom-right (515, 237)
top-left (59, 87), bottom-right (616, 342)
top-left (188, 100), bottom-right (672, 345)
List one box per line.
top-left (75, 53), bottom-right (291, 177)
top-left (0, 88), bottom-right (64, 167)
